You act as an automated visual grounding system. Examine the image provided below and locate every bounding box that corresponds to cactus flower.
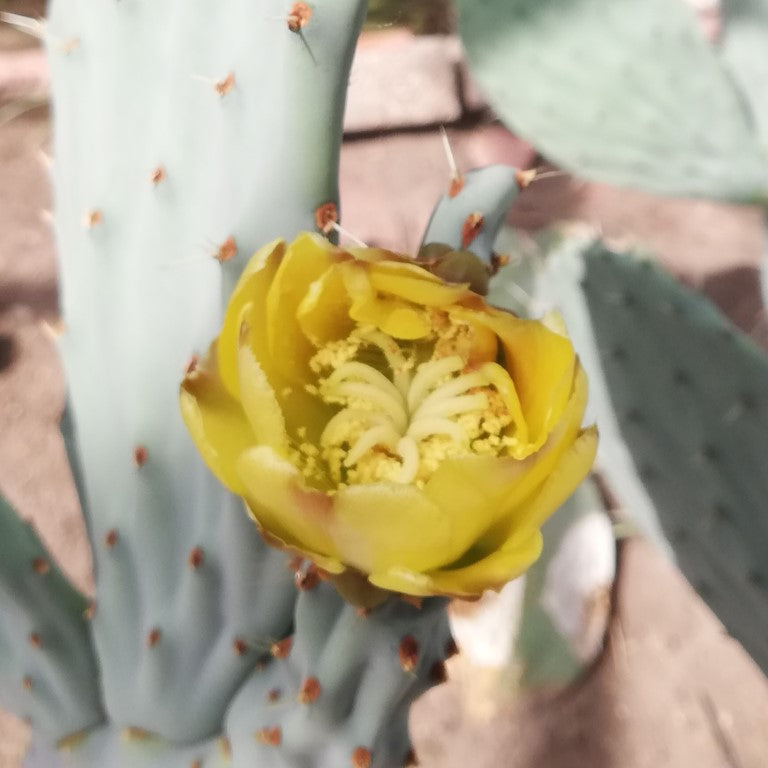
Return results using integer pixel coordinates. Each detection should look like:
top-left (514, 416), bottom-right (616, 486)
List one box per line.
top-left (180, 234), bottom-right (597, 601)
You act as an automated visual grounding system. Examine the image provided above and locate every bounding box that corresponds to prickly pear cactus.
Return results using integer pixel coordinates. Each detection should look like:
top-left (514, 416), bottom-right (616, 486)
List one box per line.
top-left (0, 2), bottom-right (461, 766)
top-left (542, 239), bottom-right (768, 675)
top-left (455, 0), bottom-right (768, 201)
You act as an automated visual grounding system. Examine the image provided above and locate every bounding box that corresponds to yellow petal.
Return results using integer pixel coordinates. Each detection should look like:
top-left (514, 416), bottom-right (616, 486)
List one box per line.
top-left (368, 263), bottom-right (473, 307)
top-left (342, 262), bottom-right (431, 340)
top-left (237, 323), bottom-right (289, 456)
top-left (296, 264), bottom-right (354, 346)
top-left (368, 530), bottom-right (542, 598)
top-left (218, 239), bottom-right (285, 398)
top-left (180, 348), bottom-right (256, 495)
top-left (266, 233), bottom-right (345, 383)
top-left (237, 446), bottom-right (343, 572)
top-left (467, 307), bottom-right (577, 447)
top-left (330, 483), bottom-right (452, 574)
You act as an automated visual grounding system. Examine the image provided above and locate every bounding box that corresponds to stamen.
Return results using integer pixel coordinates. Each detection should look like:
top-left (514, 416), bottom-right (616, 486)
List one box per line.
top-left (406, 418), bottom-right (466, 443)
top-left (407, 356), bottom-right (464, 412)
top-left (326, 381), bottom-right (408, 433)
top-left (396, 437), bottom-right (420, 483)
top-left (416, 392), bottom-right (489, 420)
top-left (415, 370), bottom-right (489, 411)
top-left (345, 424), bottom-right (401, 467)
top-left (321, 409), bottom-right (386, 446)
top-left (326, 362), bottom-right (405, 409)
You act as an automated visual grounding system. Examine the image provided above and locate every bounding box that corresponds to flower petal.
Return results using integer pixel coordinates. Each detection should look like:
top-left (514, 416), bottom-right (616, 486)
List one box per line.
top-left (218, 239), bottom-right (284, 398)
top-left (237, 322), bottom-right (289, 456)
top-left (237, 446), bottom-right (344, 572)
top-left (266, 233), bottom-right (345, 383)
top-left (368, 263), bottom-right (473, 307)
top-left (330, 483), bottom-right (452, 574)
top-left (467, 307), bottom-right (577, 447)
top-left (297, 264), bottom-right (355, 346)
top-left (180, 347), bottom-right (256, 495)
top-left (342, 262), bottom-right (432, 340)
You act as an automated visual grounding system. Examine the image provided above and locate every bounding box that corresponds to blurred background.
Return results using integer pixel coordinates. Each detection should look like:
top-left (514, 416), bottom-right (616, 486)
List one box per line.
top-left (1, 0), bottom-right (767, 765)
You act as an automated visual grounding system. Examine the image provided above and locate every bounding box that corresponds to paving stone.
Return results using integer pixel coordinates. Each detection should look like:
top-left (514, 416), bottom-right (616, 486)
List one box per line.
top-left (345, 32), bottom-right (463, 133)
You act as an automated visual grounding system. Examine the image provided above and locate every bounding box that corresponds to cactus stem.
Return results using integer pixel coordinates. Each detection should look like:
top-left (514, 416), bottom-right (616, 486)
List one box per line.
top-left (83, 210), bottom-right (103, 229)
top-left (287, 3), bottom-right (313, 32)
top-left (297, 676), bottom-right (321, 704)
top-left (267, 687), bottom-right (282, 703)
top-left (270, 636), bottom-right (292, 659)
top-left (28, 632), bottom-right (42, 649)
top-left (146, 628), bottom-right (162, 648)
top-left (215, 237), bottom-right (238, 263)
top-left (232, 637), bottom-right (249, 657)
top-left (150, 166), bottom-right (166, 185)
top-left (398, 636), bottom-right (419, 672)
top-left (103, 529), bottom-right (118, 549)
top-left (22, 676), bottom-right (33, 690)
top-left (314, 202), bottom-right (339, 234)
top-left (83, 601), bottom-right (96, 620)
top-left (255, 726), bottom-right (282, 747)
top-left (187, 546), bottom-right (205, 569)
top-left (32, 556), bottom-right (50, 576)
top-left (133, 445), bottom-right (149, 468)
top-left (352, 746), bottom-right (372, 768)
top-left (461, 212), bottom-right (485, 249)
top-left (190, 761), bottom-right (202, 768)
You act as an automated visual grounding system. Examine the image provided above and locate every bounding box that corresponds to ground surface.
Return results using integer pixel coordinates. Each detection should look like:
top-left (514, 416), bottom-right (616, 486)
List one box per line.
top-left (1, 18), bottom-right (768, 768)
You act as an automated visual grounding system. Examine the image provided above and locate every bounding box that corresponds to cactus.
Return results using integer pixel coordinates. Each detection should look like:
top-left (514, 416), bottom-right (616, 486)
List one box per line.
top-left (454, 0), bottom-right (768, 202)
top-left (0, 1), bottom-right (470, 765)
top-left (540, 238), bottom-right (768, 675)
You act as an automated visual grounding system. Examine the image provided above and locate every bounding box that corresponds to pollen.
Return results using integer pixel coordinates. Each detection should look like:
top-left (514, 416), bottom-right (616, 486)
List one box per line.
top-left (296, 316), bottom-right (520, 488)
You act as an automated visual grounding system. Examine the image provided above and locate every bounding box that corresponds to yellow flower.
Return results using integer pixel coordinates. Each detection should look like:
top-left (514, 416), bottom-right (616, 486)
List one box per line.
top-left (180, 233), bottom-right (597, 602)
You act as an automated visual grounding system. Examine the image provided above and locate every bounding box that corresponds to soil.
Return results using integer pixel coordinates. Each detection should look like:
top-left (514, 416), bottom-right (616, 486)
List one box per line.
top-left (1, 31), bottom-right (768, 768)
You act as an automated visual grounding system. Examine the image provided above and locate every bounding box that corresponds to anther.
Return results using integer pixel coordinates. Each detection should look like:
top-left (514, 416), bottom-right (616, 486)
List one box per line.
top-left (32, 557), bottom-right (49, 576)
top-left (146, 628), bottom-right (161, 648)
top-left (133, 445), bottom-right (148, 468)
top-left (352, 746), bottom-right (372, 768)
top-left (287, 2), bottom-right (312, 32)
top-left (104, 529), bottom-right (118, 549)
top-left (398, 635), bottom-right (419, 672)
top-left (271, 636), bottom-right (293, 659)
top-left (298, 676), bottom-right (321, 704)
top-left (314, 201), bottom-right (339, 234)
top-left (461, 212), bottom-right (484, 249)
top-left (188, 546), bottom-right (205, 569)
top-left (255, 726), bottom-right (282, 747)
top-left (215, 236), bottom-right (237, 263)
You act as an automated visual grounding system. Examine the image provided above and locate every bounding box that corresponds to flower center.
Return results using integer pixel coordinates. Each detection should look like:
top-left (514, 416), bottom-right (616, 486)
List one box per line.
top-left (301, 322), bottom-right (520, 488)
